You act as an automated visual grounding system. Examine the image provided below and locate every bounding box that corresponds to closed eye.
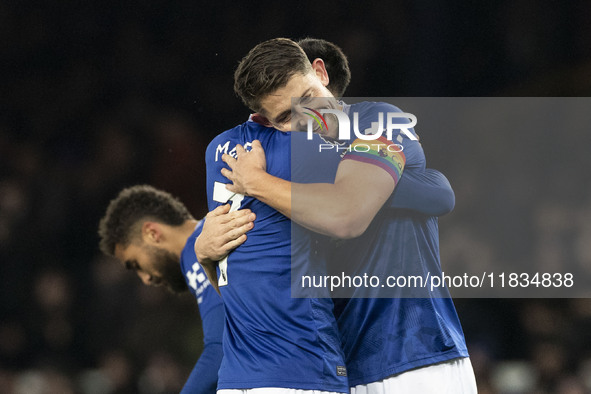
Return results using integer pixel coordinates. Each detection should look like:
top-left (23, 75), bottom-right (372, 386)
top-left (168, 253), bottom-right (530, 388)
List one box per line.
top-left (300, 95), bottom-right (313, 105)
top-left (124, 260), bottom-right (138, 271)
top-left (276, 112), bottom-right (291, 124)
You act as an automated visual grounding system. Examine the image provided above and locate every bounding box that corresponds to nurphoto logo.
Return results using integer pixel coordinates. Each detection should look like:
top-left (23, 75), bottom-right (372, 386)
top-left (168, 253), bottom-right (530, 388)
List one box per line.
top-left (303, 108), bottom-right (418, 142)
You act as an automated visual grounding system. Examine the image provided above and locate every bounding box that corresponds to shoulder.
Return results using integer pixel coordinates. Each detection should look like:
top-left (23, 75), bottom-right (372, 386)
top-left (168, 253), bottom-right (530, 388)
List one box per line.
top-left (206, 122), bottom-right (287, 158)
top-left (206, 123), bottom-right (248, 154)
top-left (180, 221), bottom-right (203, 272)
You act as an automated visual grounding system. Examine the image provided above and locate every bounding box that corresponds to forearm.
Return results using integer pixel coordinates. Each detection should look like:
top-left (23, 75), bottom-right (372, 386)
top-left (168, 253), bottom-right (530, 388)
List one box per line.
top-left (180, 342), bottom-right (222, 394)
top-left (244, 171), bottom-right (292, 218)
top-left (193, 229), bottom-right (222, 295)
top-left (222, 139), bottom-right (397, 238)
top-left (199, 261), bottom-right (220, 295)
top-left (239, 168), bottom-right (359, 237)
top-left (247, 162), bottom-right (395, 238)
top-left (180, 303), bottom-right (224, 394)
top-left (242, 172), bottom-right (357, 237)
top-left (290, 182), bottom-right (359, 237)
top-left (390, 169), bottom-right (455, 216)
top-left (193, 207), bottom-right (255, 295)
top-left (290, 177), bottom-right (392, 238)
top-left (194, 247), bottom-right (215, 268)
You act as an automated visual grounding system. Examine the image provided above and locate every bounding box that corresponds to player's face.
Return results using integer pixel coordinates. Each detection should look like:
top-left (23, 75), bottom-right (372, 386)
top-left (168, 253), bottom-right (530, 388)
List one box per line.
top-left (114, 242), bottom-right (188, 293)
top-left (261, 70), bottom-right (340, 139)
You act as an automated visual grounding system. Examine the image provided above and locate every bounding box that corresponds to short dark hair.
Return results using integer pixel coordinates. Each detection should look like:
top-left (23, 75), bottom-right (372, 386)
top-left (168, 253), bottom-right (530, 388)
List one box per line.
top-left (98, 185), bottom-right (193, 256)
top-left (297, 38), bottom-right (351, 98)
top-left (234, 38), bottom-right (312, 113)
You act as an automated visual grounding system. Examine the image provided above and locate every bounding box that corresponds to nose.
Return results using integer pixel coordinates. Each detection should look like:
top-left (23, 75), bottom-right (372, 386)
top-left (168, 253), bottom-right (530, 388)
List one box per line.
top-left (292, 111), bottom-right (309, 132)
top-left (137, 271), bottom-right (153, 286)
top-left (295, 117), bottom-right (307, 132)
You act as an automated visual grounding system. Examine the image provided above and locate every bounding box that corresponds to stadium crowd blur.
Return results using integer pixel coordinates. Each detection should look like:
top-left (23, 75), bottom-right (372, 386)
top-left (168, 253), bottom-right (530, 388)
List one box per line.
top-left (2, 1), bottom-right (591, 393)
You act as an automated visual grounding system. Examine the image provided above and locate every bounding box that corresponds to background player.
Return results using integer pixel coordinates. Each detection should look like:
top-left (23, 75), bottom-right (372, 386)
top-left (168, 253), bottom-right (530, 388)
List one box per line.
top-left (98, 185), bottom-right (254, 393)
top-left (225, 38), bottom-right (476, 392)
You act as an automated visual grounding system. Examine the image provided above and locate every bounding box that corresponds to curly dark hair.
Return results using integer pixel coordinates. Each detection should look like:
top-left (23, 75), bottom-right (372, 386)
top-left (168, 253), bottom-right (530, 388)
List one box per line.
top-left (297, 38), bottom-right (351, 98)
top-left (234, 38), bottom-right (312, 113)
top-left (98, 185), bottom-right (193, 256)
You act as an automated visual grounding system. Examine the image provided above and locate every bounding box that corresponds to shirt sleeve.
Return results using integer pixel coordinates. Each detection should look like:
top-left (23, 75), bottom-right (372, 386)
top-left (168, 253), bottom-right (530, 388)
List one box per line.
top-left (388, 168), bottom-right (455, 216)
top-left (342, 102), bottom-right (452, 216)
top-left (180, 221), bottom-right (225, 393)
top-left (341, 136), bottom-right (406, 184)
top-left (180, 303), bottom-right (224, 394)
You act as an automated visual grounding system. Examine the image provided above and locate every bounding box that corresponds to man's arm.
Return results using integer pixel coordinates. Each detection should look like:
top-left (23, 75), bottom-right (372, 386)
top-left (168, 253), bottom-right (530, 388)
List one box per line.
top-left (194, 204), bottom-right (255, 293)
top-left (222, 144), bottom-right (455, 221)
top-left (391, 169), bottom-right (455, 216)
top-left (180, 303), bottom-right (224, 394)
top-left (223, 139), bottom-right (403, 239)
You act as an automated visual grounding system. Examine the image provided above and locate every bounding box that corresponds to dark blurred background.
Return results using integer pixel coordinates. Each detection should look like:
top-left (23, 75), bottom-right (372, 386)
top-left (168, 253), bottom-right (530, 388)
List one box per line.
top-left (2, 1), bottom-right (591, 393)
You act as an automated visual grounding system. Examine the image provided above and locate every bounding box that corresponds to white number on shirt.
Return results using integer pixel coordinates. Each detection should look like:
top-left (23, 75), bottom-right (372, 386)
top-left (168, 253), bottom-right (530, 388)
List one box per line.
top-left (212, 181), bottom-right (245, 286)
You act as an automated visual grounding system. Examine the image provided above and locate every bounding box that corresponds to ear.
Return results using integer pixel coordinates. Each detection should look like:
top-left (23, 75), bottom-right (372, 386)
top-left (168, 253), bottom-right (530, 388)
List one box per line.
top-left (251, 113), bottom-right (273, 127)
top-left (141, 221), bottom-right (163, 245)
top-left (311, 58), bottom-right (329, 87)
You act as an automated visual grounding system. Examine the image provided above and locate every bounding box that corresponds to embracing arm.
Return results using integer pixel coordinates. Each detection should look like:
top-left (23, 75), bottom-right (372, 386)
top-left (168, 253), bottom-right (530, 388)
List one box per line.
top-left (290, 159), bottom-right (395, 238)
top-left (391, 168), bottom-right (455, 216)
top-left (194, 204), bottom-right (255, 293)
top-left (223, 139), bottom-right (402, 239)
top-left (235, 167), bottom-right (455, 221)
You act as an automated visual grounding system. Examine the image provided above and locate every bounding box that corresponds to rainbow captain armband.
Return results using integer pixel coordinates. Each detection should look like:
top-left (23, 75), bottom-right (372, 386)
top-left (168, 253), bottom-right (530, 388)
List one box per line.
top-left (342, 136), bottom-right (406, 183)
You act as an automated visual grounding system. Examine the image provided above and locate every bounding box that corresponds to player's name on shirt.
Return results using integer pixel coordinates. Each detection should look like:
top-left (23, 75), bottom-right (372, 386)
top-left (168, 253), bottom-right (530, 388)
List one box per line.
top-left (213, 139), bottom-right (256, 161)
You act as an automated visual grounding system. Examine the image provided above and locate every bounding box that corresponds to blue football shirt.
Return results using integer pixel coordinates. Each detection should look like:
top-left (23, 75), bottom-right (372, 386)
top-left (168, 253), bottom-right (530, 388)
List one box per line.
top-left (330, 102), bottom-right (468, 386)
top-left (204, 121), bottom-right (349, 391)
